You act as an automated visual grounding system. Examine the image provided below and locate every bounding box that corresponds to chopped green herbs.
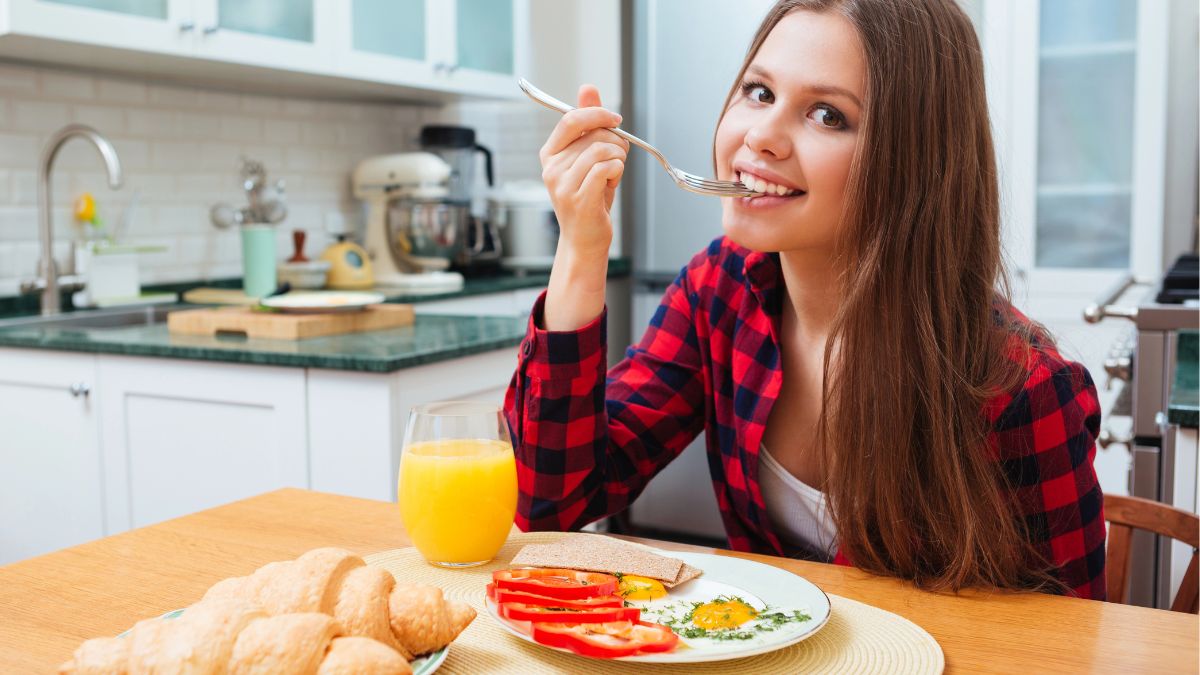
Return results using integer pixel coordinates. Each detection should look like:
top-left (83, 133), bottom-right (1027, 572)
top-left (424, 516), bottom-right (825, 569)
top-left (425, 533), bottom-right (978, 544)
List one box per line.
top-left (640, 597), bottom-right (812, 642)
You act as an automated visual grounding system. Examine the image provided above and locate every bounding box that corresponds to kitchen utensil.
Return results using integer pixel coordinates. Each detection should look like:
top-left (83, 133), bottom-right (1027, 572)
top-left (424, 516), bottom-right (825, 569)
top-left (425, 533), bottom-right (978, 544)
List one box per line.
top-left (240, 224), bottom-right (277, 298)
top-left (518, 78), bottom-right (756, 198)
top-left (167, 302), bottom-right (413, 340)
top-left (278, 261), bottom-right (330, 289)
top-left (321, 237), bottom-right (375, 290)
top-left (418, 125), bottom-right (494, 204)
top-left (418, 126), bottom-right (503, 271)
top-left (210, 157), bottom-right (288, 229)
top-left (287, 230), bottom-right (309, 263)
top-left (488, 180), bottom-right (557, 270)
top-left (182, 287), bottom-right (260, 305)
top-left (354, 152), bottom-right (466, 288)
top-left (260, 290), bottom-right (386, 313)
top-left (387, 199), bottom-right (468, 270)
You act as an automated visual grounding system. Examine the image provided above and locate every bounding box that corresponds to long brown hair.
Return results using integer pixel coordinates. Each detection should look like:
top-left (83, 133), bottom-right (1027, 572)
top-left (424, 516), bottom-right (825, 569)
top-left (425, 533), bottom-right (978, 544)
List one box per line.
top-left (717, 0), bottom-right (1056, 592)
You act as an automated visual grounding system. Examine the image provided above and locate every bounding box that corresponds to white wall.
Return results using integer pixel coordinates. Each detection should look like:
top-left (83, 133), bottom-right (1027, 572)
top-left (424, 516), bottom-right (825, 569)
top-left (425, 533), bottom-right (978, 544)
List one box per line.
top-left (0, 52), bottom-right (605, 296)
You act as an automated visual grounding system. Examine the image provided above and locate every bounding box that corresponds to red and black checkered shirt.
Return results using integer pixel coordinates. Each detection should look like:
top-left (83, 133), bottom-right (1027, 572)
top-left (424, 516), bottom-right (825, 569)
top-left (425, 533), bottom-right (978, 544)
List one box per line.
top-left (505, 237), bottom-right (1106, 599)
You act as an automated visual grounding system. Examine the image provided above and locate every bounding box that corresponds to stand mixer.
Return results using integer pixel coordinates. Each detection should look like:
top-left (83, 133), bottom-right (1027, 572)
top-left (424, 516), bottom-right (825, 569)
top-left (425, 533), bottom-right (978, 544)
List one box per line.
top-left (354, 152), bottom-right (465, 292)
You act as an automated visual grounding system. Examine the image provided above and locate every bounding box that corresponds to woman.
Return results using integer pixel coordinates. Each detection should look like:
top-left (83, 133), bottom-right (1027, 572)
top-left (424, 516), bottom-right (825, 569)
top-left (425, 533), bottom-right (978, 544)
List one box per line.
top-left (505, 0), bottom-right (1105, 598)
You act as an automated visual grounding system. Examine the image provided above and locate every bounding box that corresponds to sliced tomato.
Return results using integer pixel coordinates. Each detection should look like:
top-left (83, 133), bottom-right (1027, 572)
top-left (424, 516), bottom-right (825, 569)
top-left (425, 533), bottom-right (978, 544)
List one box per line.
top-left (485, 583), bottom-right (623, 609)
top-left (530, 620), bottom-right (679, 659)
top-left (498, 601), bottom-right (640, 624)
top-left (492, 568), bottom-right (618, 600)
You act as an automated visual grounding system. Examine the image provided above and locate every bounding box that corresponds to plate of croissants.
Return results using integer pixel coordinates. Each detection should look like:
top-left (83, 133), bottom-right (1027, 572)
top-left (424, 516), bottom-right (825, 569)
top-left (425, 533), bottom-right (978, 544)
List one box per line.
top-left (58, 547), bottom-right (474, 674)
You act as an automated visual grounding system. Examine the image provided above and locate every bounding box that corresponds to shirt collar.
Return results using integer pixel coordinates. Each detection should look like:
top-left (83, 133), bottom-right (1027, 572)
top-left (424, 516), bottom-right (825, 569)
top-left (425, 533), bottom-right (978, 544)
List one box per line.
top-left (743, 250), bottom-right (783, 313)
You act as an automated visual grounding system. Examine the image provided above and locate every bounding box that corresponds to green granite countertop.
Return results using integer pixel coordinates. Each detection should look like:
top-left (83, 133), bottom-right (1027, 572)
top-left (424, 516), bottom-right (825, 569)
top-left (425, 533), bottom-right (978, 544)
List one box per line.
top-left (0, 259), bottom-right (629, 373)
top-left (1169, 330), bottom-right (1198, 428)
top-left (0, 258), bottom-right (630, 319)
top-left (0, 309), bottom-right (528, 373)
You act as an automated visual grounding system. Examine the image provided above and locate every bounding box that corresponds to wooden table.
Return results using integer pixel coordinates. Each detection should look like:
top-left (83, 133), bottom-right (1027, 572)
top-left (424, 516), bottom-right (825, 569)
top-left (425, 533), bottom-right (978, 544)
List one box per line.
top-left (1, 489), bottom-right (1196, 673)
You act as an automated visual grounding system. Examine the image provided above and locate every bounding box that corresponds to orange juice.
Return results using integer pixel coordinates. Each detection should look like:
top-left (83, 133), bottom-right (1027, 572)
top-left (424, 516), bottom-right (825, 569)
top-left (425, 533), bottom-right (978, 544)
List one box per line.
top-left (398, 438), bottom-right (517, 565)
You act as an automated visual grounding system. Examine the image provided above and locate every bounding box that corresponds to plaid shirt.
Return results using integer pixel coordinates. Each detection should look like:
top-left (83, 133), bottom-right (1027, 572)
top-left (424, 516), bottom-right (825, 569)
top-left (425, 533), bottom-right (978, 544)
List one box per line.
top-left (505, 237), bottom-right (1106, 599)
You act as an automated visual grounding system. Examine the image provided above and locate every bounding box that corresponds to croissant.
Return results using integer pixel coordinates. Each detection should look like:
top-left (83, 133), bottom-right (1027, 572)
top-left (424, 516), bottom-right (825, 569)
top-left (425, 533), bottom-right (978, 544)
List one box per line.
top-left (59, 601), bottom-right (410, 674)
top-left (60, 547), bottom-right (475, 674)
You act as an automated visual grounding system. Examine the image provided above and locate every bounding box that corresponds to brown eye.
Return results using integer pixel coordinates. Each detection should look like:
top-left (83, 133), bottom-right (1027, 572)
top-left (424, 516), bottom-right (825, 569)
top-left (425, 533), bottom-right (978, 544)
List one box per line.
top-left (809, 105), bottom-right (846, 130)
top-left (740, 81), bottom-right (774, 104)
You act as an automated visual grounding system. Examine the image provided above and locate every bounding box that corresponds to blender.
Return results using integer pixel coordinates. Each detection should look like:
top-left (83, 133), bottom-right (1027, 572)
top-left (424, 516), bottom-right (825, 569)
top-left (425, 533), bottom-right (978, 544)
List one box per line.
top-left (418, 125), bottom-right (502, 271)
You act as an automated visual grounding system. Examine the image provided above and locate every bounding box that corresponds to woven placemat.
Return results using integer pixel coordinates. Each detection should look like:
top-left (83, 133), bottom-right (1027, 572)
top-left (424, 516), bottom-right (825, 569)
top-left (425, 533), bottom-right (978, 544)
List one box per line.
top-left (365, 532), bottom-right (944, 674)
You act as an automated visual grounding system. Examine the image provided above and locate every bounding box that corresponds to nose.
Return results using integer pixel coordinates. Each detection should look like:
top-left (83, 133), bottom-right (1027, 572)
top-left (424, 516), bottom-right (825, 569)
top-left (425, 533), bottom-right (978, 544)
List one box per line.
top-left (743, 110), bottom-right (793, 160)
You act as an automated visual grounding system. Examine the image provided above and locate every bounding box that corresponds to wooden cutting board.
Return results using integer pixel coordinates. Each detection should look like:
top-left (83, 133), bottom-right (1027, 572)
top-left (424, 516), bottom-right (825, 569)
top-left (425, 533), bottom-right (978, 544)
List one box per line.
top-left (181, 287), bottom-right (261, 306)
top-left (167, 304), bottom-right (414, 340)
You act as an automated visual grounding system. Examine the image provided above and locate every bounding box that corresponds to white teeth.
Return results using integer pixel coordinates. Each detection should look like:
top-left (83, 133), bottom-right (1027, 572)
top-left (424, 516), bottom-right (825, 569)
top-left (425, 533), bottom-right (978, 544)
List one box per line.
top-left (738, 170), bottom-right (798, 197)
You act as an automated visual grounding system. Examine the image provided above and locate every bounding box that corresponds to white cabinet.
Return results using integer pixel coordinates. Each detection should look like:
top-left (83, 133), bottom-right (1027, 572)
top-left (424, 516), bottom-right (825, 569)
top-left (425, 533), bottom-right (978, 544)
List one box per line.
top-left (2, 0), bottom-right (196, 57)
top-left (96, 355), bottom-right (308, 532)
top-left (191, 0), bottom-right (336, 74)
top-left (982, 0), bottom-right (1175, 299)
top-left (0, 349), bottom-right (104, 565)
top-left (0, 0), bottom-right (528, 100)
top-left (308, 348), bottom-right (516, 502)
top-left (333, 0), bottom-right (528, 99)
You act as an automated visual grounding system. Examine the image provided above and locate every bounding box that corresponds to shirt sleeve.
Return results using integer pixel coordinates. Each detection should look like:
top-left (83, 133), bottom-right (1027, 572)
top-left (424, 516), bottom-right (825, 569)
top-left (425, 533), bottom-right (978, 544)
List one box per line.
top-left (504, 272), bottom-right (707, 533)
top-left (991, 350), bottom-right (1107, 599)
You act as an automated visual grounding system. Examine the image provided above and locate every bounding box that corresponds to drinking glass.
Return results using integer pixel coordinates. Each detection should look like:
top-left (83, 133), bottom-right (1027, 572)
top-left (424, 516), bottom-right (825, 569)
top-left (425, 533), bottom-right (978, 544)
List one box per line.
top-left (398, 401), bottom-right (517, 567)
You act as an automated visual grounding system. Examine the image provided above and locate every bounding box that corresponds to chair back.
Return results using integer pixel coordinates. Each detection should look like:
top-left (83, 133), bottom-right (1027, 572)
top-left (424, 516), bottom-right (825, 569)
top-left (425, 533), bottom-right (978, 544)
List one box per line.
top-left (1104, 493), bottom-right (1199, 613)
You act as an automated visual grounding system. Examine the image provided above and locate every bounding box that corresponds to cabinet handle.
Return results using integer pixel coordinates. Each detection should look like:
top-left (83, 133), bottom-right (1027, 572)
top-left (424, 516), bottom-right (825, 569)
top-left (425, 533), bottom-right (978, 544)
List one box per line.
top-left (69, 382), bottom-right (90, 399)
top-left (447, 63), bottom-right (460, 74)
top-left (203, 25), bottom-right (220, 35)
top-left (179, 20), bottom-right (196, 32)
top-left (433, 62), bottom-right (446, 73)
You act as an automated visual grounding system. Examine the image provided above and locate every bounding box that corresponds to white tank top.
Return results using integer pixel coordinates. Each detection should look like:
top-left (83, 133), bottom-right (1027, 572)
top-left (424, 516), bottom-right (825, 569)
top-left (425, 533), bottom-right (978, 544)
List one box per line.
top-left (758, 444), bottom-right (838, 560)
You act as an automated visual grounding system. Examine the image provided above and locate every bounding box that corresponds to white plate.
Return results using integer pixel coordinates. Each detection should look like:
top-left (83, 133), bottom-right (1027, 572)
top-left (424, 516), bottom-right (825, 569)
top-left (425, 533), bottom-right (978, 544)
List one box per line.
top-left (259, 291), bottom-right (386, 313)
top-left (117, 608), bottom-right (446, 674)
top-left (485, 549), bottom-right (831, 663)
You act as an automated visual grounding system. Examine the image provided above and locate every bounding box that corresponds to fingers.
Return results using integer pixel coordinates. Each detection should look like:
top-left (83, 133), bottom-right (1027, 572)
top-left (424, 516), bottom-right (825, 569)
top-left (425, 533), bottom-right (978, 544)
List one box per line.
top-left (539, 85), bottom-right (622, 161)
top-left (558, 141), bottom-right (627, 199)
top-left (539, 109), bottom-right (623, 161)
top-left (580, 158), bottom-right (625, 199)
top-left (577, 84), bottom-right (602, 109)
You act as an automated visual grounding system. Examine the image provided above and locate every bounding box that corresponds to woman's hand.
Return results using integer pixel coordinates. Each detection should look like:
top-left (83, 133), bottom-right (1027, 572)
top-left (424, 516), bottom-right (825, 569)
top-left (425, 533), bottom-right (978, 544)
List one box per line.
top-left (541, 85), bottom-right (628, 331)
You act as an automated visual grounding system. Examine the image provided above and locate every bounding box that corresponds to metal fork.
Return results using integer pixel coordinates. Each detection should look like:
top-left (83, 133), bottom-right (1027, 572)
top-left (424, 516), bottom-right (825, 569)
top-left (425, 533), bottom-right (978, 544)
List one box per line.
top-left (518, 78), bottom-right (756, 198)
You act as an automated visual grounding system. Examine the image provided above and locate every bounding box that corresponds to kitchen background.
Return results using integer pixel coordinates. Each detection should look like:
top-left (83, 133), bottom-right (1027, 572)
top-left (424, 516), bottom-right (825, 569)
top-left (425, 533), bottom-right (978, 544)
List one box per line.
top-left (0, 3), bottom-right (621, 293)
top-left (0, 0), bottom-right (1196, 611)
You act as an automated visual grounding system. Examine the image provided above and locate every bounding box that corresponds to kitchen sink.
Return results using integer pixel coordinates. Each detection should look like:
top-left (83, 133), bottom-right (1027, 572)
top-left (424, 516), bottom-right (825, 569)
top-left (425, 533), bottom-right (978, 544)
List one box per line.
top-left (0, 305), bottom-right (176, 330)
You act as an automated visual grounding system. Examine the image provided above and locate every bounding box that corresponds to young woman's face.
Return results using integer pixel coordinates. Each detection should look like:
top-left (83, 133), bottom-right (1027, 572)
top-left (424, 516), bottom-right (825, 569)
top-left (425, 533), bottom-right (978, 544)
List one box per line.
top-left (716, 10), bottom-right (866, 254)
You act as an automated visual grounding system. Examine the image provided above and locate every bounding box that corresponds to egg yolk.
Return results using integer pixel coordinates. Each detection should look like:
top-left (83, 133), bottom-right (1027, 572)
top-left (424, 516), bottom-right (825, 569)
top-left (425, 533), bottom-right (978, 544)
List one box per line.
top-left (691, 600), bottom-right (758, 630)
top-left (618, 575), bottom-right (667, 600)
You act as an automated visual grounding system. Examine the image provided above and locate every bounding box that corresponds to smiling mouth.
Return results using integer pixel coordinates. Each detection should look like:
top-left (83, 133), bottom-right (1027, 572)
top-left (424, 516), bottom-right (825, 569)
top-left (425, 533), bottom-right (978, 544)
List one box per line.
top-left (736, 171), bottom-right (805, 198)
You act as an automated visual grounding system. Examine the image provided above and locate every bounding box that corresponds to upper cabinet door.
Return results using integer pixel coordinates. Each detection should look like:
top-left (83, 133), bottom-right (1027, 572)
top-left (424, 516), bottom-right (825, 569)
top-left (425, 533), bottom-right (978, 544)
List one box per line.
top-left (984, 0), bottom-right (1171, 298)
top-left (455, 0), bottom-right (513, 75)
top-left (5, 0), bottom-right (196, 55)
top-left (439, 0), bottom-right (528, 97)
top-left (191, 0), bottom-right (334, 74)
top-left (331, 0), bottom-right (440, 89)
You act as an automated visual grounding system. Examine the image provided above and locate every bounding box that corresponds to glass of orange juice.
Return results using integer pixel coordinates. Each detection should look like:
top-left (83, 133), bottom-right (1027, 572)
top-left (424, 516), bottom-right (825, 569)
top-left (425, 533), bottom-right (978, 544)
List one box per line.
top-left (398, 400), bottom-right (517, 567)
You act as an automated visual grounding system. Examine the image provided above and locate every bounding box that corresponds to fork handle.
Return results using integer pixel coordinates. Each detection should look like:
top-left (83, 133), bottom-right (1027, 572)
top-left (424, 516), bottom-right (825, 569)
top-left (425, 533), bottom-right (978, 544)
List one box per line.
top-left (518, 78), bottom-right (665, 165)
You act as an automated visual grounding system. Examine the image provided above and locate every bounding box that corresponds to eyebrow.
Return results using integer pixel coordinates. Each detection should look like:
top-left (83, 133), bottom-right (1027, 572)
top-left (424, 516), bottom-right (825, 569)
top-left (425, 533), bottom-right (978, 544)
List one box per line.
top-left (745, 64), bottom-right (862, 108)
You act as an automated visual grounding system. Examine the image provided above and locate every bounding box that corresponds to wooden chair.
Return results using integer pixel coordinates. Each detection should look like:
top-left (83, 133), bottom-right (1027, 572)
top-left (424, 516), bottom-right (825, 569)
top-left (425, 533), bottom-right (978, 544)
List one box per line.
top-left (1105, 493), bottom-right (1199, 613)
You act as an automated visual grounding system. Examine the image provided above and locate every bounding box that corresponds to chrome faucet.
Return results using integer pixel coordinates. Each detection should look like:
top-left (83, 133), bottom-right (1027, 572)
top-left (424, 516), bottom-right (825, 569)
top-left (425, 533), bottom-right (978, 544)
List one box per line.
top-left (27, 124), bottom-right (123, 315)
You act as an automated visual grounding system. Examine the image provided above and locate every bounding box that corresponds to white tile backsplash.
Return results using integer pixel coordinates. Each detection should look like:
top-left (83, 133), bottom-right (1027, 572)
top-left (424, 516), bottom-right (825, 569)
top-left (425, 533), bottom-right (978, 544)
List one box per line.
top-left (0, 59), bottom-right (553, 295)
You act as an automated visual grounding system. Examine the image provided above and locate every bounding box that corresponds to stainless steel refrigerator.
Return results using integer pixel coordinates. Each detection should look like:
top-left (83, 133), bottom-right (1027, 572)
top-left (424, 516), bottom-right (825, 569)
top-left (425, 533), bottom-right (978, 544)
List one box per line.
top-left (620, 0), bottom-right (774, 541)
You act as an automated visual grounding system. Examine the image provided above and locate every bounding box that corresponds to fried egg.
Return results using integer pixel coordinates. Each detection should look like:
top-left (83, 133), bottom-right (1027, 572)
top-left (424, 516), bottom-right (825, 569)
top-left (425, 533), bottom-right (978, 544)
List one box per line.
top-left (690, 599), bottom-right (758, 630)
top-left (618, 574), bottom-right (668, 601)
top-left (627, 578), bottom-right (812, 651)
